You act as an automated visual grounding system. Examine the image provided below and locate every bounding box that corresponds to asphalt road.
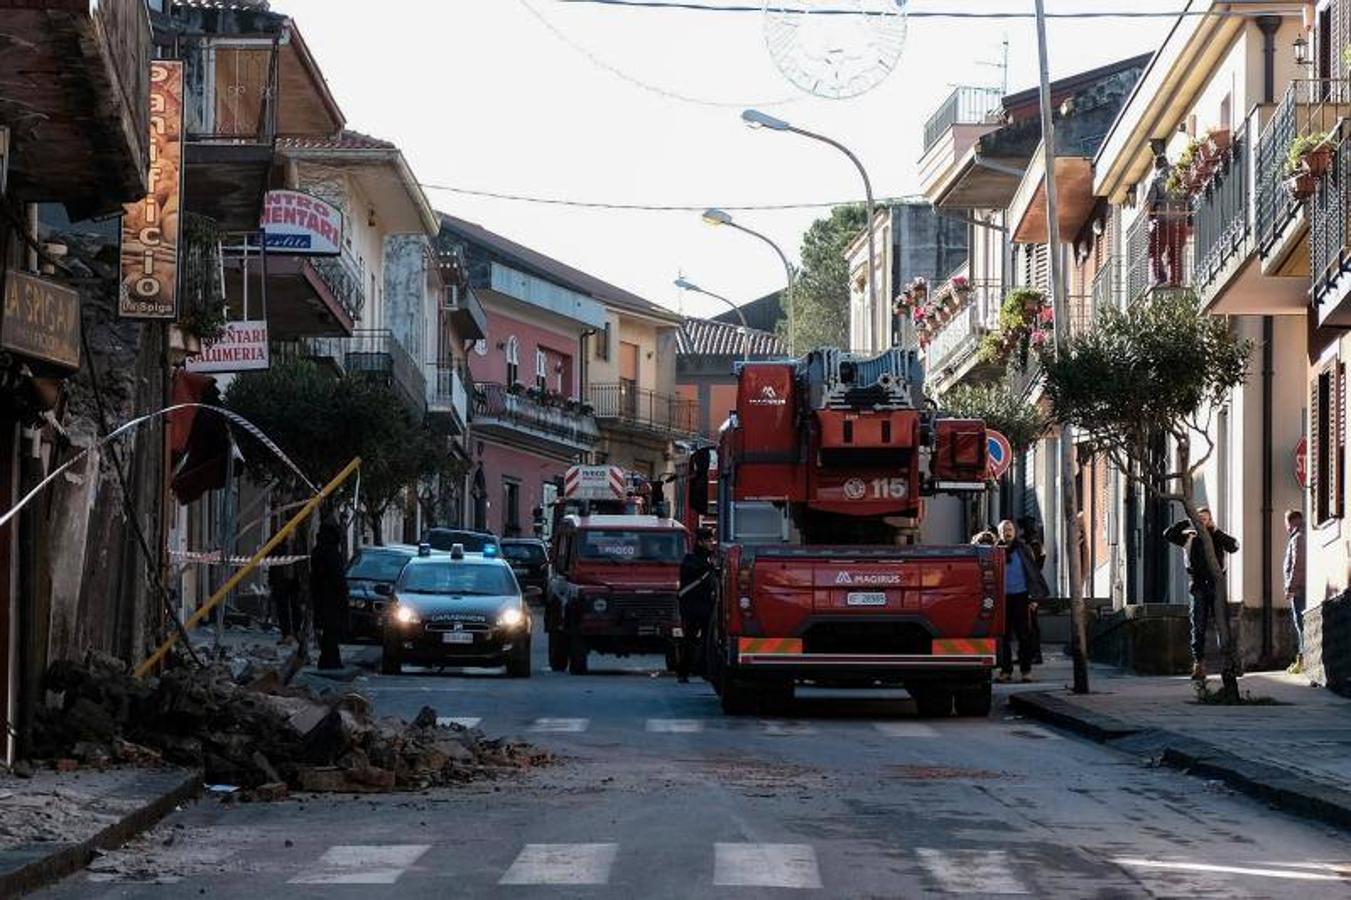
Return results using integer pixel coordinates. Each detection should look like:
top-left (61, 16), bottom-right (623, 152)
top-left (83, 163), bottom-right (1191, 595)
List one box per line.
top-left (41, 622), bottom-right (1351, 898)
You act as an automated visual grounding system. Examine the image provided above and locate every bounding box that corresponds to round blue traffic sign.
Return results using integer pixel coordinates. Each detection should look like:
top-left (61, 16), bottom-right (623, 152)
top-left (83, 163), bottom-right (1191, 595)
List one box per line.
top-left (987, 430), bottom-right (1013, 479)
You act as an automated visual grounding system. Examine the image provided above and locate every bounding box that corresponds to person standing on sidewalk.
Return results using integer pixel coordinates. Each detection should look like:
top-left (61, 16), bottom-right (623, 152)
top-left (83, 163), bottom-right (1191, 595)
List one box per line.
top-left (1284, 509), bottom-right (1307, 674)
top-left (310, 519), bottom-right (349, 670)
top-left (996, 520), bottom-right (1050, 683)
top-left (676, 527), bottom-right (717, 684)
top-left (268, 538), bottom-right (303, 647)
top-left (1164, 506), bottom-right (1239, 681)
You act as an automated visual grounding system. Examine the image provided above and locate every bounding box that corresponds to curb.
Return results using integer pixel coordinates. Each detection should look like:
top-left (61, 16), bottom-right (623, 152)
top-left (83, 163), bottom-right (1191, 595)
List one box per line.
top-left (0, 768), bottom-right (202, 897)
top-left (1009, 692), bottom-right (1351, 833)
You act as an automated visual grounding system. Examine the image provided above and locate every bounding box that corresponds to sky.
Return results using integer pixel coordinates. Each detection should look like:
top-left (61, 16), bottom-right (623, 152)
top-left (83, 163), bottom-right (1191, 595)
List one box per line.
top-left (270, 0), bottom-right (1182, 321)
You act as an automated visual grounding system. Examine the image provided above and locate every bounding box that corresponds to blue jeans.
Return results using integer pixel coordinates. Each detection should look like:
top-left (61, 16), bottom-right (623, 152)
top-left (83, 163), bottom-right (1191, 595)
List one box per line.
top-left (1189, 583), bottom-right (1215, 663)
top-left (1289, 590), bottom-right (1307, 654)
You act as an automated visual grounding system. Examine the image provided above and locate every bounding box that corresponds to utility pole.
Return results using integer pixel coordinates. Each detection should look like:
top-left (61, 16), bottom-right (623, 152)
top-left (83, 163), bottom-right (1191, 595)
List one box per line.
top-left (1034, 0), bottom-right (1090, 694)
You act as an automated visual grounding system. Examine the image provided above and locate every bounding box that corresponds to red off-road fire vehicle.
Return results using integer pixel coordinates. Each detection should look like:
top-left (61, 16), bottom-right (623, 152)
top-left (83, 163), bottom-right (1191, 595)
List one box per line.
top-left (693, 348), bottom-right (1003, 717)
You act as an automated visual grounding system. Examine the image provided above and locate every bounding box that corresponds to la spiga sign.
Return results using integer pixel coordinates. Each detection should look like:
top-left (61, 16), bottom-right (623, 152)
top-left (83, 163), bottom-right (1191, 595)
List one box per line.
top-left (2, 270), bottom-right (80, 370)
top-left (260, 190), bottom-right (343, 256)
top-left (186, 320), bottom-right (270, 373)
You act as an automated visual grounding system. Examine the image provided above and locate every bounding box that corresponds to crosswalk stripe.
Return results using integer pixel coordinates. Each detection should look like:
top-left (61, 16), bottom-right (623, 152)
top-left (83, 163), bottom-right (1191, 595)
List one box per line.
top-left (714, 843), bottom-right (822, 889)
top-left (499, 843), bottom-right (618, 885)
top-left (762, 721), bottom-right (818, 736)
top-left (916, 848), bottom-right (1030, 895)
top-left (288, 844), bottom-right (430, 885)
top-left (646, 718), bottom-right (704, 733)
top-left (528, 717), bottom-right (590, 733)
top-left (873, 722), bottom-right (941, 738)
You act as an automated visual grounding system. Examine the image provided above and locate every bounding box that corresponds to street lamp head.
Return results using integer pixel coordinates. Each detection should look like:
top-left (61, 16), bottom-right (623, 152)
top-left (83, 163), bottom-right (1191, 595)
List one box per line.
top-left (702, 208), bottom-right (733, 227)
top-left (741, 109), bottom-right (791, 132)
top-left (674, 276), bottom-right (700, 293)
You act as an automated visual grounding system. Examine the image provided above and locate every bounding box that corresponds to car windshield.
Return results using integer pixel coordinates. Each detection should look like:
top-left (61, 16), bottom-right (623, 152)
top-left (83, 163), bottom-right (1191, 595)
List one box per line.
top-left (502, 543), bottom-right (546, 563)
top-left (577, 530), bottom-right (685, 563)
top-left (398, 563), bottom-right (517, 596)
top-left (346, 550), bottom-right (410, 582)
top-left (425, 530), bottom-right (496, 552)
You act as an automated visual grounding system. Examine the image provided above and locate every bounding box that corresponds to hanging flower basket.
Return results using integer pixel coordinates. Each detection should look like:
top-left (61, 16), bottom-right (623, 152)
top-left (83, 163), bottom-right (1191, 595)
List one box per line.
top-left (1303, 145), bottom-right (1334, 178)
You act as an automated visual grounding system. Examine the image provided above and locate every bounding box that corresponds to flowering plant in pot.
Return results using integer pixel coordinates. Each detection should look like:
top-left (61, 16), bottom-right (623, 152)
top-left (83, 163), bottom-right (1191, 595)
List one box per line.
top-left (1287, 131), bottom-right (1334, 179)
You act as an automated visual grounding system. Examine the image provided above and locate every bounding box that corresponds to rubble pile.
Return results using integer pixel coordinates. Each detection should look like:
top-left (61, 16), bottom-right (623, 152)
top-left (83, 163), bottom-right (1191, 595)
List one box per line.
top-left (29, 652), bottom-right (549, 798)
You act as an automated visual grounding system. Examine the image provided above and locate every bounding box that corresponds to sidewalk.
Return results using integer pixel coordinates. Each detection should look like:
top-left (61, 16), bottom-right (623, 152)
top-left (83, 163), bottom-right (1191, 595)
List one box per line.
top-left (0, 766), bottom-right (199, 897)
top-left (1009, 663), bottom-right (1351, 831)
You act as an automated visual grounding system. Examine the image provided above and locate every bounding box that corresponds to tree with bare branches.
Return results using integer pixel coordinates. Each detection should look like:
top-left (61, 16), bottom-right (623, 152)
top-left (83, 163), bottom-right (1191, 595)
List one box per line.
top-left (1041, 291), bottom-right (1252, 700)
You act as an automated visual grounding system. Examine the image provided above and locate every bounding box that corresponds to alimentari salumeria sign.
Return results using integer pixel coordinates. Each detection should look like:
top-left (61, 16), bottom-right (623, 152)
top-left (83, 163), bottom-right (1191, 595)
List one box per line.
top-left (186, 320), bottom-right (270, 373)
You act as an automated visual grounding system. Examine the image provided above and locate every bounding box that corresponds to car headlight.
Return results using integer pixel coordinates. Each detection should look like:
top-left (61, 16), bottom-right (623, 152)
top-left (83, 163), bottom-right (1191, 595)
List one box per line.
top-left (395, 605), bottom-right (420, 625)
top-left (499, 607), bottom-right (525, 629)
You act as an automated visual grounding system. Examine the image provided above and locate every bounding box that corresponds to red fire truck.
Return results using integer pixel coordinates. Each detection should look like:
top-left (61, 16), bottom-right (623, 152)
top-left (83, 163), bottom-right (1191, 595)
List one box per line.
top-left (694, 348), bottom-right (1002, 717)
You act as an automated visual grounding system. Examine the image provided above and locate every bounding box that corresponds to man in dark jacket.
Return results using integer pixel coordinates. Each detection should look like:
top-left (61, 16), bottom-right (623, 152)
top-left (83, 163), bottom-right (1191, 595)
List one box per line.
top-left (310, 519), bottom-right (349, 670)
top-left (268, 537), bottom-right (303, 647)
top-left (996, 520), bottom-right (1050, 683)
top-left (1164, 506), bottom-right (1239, 680)
top-left (676, 527), bottom-right (717, 684)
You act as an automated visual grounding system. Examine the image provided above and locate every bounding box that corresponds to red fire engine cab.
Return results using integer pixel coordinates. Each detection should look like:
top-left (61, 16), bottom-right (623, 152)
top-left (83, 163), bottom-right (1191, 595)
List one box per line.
top-left (693, 347), bottom-right (1002, 717)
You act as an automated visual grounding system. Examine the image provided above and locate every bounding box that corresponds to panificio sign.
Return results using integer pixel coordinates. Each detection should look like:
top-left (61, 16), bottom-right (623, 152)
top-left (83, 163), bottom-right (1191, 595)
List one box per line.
top-left (186, 320), bottom-right (270, 373)
top-left (260, 189), bottom-right (343, 256)
top-left (1, 270), bottom-right (81, 370)
top-left (120, 60), bottom-right (184, 319)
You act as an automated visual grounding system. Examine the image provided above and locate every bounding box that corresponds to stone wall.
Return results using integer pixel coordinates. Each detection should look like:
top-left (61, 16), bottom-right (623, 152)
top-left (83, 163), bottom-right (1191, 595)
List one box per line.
top-left (1307, 591), bottom-right (1351, 698)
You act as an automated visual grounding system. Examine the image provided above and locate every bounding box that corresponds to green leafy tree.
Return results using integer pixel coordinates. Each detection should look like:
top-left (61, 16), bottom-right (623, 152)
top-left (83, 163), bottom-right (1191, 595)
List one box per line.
top-left (1041, 290), bottom-right (1252, 700)
top-left (780, 204), bottom-right (868, 354)
top-left (942, 381), bottom-right (1047, 453)
top-left (224, 358), bottom-right (453, 545)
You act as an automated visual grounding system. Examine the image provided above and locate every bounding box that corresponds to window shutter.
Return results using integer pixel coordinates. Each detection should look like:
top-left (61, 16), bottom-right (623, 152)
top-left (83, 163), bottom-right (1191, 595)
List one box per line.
top-left (1311, 376), bottom-right (1322, 521)
top-left (1337, 363), bottom-right (1346, 519)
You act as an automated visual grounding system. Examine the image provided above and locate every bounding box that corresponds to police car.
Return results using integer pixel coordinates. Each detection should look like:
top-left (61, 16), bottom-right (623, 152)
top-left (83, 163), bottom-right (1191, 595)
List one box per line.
top-left (381, 543), bottom-right (531, 677)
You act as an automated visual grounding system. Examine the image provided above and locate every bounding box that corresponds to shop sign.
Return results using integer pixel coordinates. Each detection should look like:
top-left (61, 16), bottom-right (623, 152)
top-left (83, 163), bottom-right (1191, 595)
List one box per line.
top-left (185, 320), bottom-right (270, 373)
top-left (120, 60), bottom-right (184, 319)
top-left (2, 270), bottom-right (81, 370)
top-left (260, 190), bottom-right (343, 256)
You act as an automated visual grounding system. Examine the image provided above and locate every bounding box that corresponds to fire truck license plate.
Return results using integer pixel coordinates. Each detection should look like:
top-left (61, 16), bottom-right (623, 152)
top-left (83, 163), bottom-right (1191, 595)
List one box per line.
top-left (442, 632), bottom-right (474, 644)
top-left (846, 592), bottom-right (888, 606)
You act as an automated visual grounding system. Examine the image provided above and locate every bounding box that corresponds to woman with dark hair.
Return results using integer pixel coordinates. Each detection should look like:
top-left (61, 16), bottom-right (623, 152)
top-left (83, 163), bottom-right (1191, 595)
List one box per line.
top-left (310, 519), bottom-right (349, 670)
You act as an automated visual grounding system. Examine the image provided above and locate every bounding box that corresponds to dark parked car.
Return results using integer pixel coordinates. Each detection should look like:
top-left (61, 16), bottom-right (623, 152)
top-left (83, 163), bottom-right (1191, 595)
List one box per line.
top-left (382, 547), bottom-right (530, 677)
top-left (424, 528), bottom-right (501, 558)
top-left (345, 544), bottom-right (418, 640)
top-left (501, 538), bottom-right (549, 599)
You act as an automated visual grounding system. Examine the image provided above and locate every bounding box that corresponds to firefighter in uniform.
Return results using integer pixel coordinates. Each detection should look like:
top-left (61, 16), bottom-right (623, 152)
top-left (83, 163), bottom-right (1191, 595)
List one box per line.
top-left (676, 527), bottom-right (717, 683)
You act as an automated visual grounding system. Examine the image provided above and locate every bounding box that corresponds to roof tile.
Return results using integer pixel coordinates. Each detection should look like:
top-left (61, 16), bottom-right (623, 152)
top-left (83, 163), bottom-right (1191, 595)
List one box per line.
top-left (677, 318), bottom-right (786, 357)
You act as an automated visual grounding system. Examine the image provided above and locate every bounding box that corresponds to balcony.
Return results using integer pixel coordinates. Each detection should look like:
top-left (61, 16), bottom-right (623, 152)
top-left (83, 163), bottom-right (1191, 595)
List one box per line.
top-left (223, 236), bottom-right (360, 338)
top-left (588, 383), bottom-right (699, 439)
top-left (427, 365), bottom-right (470, 435)
top-left (306, 329), bottom-right (426, 415)
top-left (1192, 118), bottom-right (1252, 296)
top-left (1091, 255), bottom-right (1123, 315)
top-left (473, 382), bottom-right (599, 457)
top-left (919, 86), bottom-right (1005, 202)
top-left (0, 0), bottom-right (151, 214)
top-left (1256, 79), bottom-right (1351, 276)
top-left (1124, 210), bottom-right (1192, 305)
top-left (920, 278), bottom-right (1002, 394)
top-left (1310, 124), bottom-right (1351, 326)
top-left (923, 87), bottom-right (1004, 154)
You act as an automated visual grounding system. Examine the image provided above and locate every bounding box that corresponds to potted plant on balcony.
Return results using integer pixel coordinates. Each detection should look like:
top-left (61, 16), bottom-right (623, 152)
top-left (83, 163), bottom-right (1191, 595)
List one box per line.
top-left (1287, 131), bottom-right (1335, 184)
top-left (1203, 126), bottom-right (1231, 157)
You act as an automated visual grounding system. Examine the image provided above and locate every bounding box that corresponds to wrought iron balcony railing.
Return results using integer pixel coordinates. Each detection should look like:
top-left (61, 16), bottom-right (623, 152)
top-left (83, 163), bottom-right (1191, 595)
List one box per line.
top-left (922, 86), bottom-right (1004, 154)
top-left (1311, 123), bottom-right (1351, 307)
top-left (428, 365), bottom-right (470, 428)
top-left (1090, 255), bottom-right (1123, 313)
top-left (473, 382), bottom-right (599, 448)
top-left (588, 383), bottom-right (698, 436)
top-left (307, 253), bottom-right (365, 321)
top-left (306, 329), bottom-right (426, 414)
top-left (920, 279), bottom-right (1001, 376)
top-left (1256, 79), bottom-right (1351, 255)
top-left (1192, 117), bottom-right (1252, 289)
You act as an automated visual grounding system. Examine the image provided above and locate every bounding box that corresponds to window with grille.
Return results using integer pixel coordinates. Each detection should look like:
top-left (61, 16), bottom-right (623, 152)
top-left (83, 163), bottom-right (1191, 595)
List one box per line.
top-left (1311, 362), bottom-right (1345, 526)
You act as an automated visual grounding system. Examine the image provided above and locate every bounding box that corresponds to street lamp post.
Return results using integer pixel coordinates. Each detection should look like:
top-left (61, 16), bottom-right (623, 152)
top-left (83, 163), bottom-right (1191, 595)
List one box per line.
top-left (702, 208), bottom-right (795, 353)
top-left (741, 109), bottom-right (878, 351)
top-left (674, 276), bottom-right (750, 363)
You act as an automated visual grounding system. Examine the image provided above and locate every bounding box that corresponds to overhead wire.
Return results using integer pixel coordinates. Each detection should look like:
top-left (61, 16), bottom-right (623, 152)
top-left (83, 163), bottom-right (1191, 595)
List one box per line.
top-left (548, 0), bottom-right (1306, 17)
